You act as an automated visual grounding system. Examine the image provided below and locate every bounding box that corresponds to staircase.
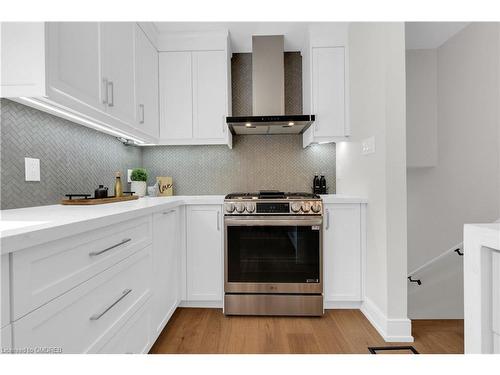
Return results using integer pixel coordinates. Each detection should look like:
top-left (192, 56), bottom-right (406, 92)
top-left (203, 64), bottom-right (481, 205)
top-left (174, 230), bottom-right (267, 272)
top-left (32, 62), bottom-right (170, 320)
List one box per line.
top-left (407, 243), bottom-right (464, 319)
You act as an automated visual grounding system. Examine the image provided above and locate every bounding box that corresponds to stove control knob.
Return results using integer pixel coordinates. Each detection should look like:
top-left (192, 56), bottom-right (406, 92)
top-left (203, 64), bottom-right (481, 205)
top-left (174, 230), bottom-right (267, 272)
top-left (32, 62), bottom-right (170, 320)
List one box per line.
top-left (291, 202), bottom-right (302, 213)
top-left (225, 202), bottom-right (235, 213)
top-left (235, 202), bottom-right (246, 213)
top-left (311, 202), bottom-right (322, 213)
top-left (246, 202), bottom-right (256, 213)
top-left (301, 202), bottom-right (311, 213)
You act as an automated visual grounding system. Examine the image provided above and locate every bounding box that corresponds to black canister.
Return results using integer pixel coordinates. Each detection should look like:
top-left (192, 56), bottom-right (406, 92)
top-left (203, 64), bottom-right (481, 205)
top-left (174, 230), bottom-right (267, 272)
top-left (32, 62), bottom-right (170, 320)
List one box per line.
top-left (319, 175), bottom-right (327, 194)
top-left (94, 185), bottom-right (108, 199)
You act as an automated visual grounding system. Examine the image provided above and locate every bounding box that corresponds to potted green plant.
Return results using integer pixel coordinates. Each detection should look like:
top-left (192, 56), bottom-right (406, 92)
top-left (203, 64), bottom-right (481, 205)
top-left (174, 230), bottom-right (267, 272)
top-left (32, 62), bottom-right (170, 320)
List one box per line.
top-left (130, 168), bottom-right (148, 197)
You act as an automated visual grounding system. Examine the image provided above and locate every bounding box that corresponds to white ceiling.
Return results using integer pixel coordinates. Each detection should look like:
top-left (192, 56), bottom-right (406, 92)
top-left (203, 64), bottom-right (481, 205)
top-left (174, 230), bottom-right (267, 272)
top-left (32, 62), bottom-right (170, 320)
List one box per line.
top-left (154, 22), bottom-right (311, 52)
top-left (405, 22), bottom-right (469, 49)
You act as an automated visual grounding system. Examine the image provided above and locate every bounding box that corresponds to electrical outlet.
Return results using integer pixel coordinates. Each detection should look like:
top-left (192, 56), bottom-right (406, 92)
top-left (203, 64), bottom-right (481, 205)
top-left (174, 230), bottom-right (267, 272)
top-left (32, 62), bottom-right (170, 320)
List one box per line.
top-left (127, 169), bottom-right (133, 183)
top-left (361, 136), bottom-right (375, 155)
top-left (25, 157), bottom-right (40, 181)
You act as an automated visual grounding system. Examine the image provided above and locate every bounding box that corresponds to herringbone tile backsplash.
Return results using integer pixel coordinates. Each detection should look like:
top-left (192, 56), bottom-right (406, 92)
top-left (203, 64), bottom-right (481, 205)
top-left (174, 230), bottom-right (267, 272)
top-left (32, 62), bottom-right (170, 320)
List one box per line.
top-left (1, 99), bottom-right (142, 209)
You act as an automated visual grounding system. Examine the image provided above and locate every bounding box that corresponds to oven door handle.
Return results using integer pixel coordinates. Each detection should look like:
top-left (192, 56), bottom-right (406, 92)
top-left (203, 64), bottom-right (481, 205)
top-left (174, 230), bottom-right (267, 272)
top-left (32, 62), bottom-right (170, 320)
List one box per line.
top-left (224, 216), bottom-right (323, 227)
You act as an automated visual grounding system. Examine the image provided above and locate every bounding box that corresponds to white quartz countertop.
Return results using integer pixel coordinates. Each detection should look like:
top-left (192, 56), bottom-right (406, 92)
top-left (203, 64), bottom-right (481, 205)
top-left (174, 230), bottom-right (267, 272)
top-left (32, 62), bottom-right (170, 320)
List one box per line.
top-left (0, 194), bottom-right (367, 254)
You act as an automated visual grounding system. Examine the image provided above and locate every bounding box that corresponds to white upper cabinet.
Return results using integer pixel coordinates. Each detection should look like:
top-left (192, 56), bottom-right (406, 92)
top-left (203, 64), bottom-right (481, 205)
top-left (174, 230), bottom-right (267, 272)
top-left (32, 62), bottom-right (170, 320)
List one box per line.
top-left (1, 22), bottom-right (158, 144)
top-left (192, 50), bottom-right (228, 140)
top-left (1, 22), bottom-right (46, 97)
top-left (100, 22), bottom-right (136, 125)
top-left (312, 47), bottom-right (345, 138)
top-left (134, 25), bottom-right (159, 138)
top-left (46, 22), bottom-right (102, 111)
top-left (159, 51), bottom-right (193, 140)
top-left (302, 24), bottom-right (350, 147)
top-left (158, 31), bottom-right (231, 147)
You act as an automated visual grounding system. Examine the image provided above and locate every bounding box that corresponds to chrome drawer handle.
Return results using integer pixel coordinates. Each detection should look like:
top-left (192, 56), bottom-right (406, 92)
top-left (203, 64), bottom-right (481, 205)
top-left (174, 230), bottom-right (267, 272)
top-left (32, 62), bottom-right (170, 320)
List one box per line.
top-left (89, 238), bottom-right (132, 256)
top-left (162, 209), bottom-right (175, 215)
top-left (107, 81), bottom-right (114, 107)
top-left (102, 78), bottom-right (109, 104)
top-left (89, 289), bottom-right (132, 321)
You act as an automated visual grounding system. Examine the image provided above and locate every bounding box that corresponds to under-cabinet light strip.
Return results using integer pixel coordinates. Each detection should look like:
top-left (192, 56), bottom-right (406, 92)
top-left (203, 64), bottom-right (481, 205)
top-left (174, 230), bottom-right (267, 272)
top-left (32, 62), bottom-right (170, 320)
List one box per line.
top-left (19, 97), bottom-right (145, 144)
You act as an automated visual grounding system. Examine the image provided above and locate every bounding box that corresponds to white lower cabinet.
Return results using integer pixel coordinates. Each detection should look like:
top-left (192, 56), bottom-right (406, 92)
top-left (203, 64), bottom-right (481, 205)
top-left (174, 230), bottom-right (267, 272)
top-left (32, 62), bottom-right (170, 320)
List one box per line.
top-left (186, 205), bottom-right (223, 303)
top-left (151, 208), bottom-right (180, 338)
top-left (97, 299), bottom-right (152, 354)
top-left (323, 203), bottom-right (363, 305)
top-left (13, 247), bottom-right (152, 354)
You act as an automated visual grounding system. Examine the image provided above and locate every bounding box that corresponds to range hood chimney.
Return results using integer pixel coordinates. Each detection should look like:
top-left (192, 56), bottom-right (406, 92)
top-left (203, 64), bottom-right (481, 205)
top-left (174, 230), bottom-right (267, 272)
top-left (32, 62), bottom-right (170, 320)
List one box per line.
top-left (226, 35), bottom-right (315, 135)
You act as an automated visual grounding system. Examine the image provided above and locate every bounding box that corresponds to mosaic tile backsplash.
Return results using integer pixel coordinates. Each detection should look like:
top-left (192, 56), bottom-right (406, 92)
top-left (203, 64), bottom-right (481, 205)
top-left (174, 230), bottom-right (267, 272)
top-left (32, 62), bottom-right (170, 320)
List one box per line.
top-left (0, 99), bottom-right (142, 209)
top-left (142, 135), bottom-right (335, 196)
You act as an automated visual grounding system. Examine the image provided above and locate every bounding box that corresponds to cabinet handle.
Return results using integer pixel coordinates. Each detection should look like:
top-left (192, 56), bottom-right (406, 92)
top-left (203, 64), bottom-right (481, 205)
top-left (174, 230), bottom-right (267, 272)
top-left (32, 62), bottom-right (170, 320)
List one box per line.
top-left (325, 208), bottom-right (330, 230)
top-left (102, 78), bottom-right (109, 104)
top-left (89, 238), bottom-right (131, 256)
top-left (162, 209), bottom-right (175, 215)
top-left (139, 104), bottom-right (145, 124)
top-left (107, 81), bottom-right (114, 107)
top-left (89, 289), bottom-right (132, 321)
top-left (222, 115), bottom-right (226, 133)
top-left (217, 211), bottom-right (220, 231)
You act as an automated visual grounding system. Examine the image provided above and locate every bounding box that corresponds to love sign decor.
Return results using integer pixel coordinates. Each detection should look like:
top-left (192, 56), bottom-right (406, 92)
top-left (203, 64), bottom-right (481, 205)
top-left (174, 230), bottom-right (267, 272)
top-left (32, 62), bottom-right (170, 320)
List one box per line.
top-left (156, 176), bottom-right (173, 196)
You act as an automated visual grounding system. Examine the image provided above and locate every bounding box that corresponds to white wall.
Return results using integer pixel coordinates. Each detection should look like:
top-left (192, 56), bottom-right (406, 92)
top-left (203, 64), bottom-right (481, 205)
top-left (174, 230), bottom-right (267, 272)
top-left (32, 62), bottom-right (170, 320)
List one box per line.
top-left (407, 23), bottom-right (500, 318)
top-left (406, 49), bottom-right (438, 167)
top-left (337, 22), bottom-right (411, 341)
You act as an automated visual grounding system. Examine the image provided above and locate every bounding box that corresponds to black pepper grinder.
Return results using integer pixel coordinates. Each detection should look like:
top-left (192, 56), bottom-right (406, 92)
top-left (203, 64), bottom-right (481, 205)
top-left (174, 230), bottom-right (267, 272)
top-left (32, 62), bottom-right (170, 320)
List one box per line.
top-left (319, 174), bottom-right (327, 194)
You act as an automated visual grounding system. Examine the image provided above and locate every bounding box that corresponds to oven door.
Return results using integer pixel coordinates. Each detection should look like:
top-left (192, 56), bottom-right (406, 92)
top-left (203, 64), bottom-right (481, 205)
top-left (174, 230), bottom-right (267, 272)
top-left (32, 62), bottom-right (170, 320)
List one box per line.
top-left (224, 216), bottom-right (323, 294)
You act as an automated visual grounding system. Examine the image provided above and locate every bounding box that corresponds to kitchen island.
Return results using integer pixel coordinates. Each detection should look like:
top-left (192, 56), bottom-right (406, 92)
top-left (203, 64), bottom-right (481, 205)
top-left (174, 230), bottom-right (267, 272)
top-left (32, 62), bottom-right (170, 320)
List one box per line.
top-left (464, 222), bottom-right (500, 353)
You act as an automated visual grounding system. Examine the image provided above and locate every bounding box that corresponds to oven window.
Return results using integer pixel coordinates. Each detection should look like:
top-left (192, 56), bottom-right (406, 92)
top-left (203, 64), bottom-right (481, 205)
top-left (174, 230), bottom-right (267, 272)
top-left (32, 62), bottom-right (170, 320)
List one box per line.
top-left (227, 225), bottom-right (320, 283)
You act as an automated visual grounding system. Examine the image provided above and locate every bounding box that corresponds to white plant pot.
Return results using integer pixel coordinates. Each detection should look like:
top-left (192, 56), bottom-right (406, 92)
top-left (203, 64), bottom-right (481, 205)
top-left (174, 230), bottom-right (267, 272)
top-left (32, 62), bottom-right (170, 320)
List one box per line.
top-left (131, 181), bottom-right (147, 197)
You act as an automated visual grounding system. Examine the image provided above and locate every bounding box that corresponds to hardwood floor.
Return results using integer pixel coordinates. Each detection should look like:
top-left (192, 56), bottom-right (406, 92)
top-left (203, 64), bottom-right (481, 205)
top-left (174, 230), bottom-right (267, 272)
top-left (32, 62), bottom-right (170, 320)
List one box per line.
top-left (149, 308), bottom-right (464, 354)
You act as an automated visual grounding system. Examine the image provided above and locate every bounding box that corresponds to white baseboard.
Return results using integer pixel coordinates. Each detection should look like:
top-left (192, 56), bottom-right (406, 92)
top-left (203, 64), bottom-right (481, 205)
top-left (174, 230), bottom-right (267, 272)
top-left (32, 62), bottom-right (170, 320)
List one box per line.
top-left (324, 300), bottom-right (362, 309)
top-left (361, 297), bottom-right (413, 342)
top-left (179, 300), bottom-right (223, 308)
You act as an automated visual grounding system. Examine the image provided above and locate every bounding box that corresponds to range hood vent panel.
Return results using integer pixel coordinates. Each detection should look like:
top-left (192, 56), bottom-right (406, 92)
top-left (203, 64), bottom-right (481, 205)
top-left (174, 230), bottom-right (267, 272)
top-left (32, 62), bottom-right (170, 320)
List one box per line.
top-left (226, 35), bottom-right (315, 135)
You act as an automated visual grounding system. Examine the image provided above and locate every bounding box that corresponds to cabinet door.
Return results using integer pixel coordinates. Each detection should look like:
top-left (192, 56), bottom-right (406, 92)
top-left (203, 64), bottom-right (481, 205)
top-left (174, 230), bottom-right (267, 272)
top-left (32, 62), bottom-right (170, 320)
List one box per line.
top-left (1, 22), bottom-right (46, 97)
top-left (159, 52), bottom-right (193, 140)
top-left (312, 47), bottom-right (345, 138)
top-left (323, 203), bottom-right (361, 302)
top-left (192, 50), bottom-right (227, 140)
top-left (46, 22), bottom-right (102, 109)
top-left (100, 22), bottom-right (136, 124)
top-left (151, 209), bottom-right (179, 338)
top-left (186, 205), bottom-right (223, 301)
top-left (134, 25), bottom-right (159, 138)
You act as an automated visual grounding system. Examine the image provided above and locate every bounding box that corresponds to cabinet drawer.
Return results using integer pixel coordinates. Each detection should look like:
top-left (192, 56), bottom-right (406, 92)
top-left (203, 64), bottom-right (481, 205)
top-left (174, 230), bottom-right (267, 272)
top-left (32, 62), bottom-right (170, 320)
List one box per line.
top-left (12, 215), bottom-right (152, 320)
top-left (97, 298), bottom-right (152, 354)
top-left (13, 246), bottom-right (152, 354)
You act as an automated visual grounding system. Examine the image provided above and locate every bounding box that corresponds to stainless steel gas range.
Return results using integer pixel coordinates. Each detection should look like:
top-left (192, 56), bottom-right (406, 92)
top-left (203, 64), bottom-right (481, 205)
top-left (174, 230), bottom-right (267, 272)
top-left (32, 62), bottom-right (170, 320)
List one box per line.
top-left (223, 191), bottom-right (324, 316)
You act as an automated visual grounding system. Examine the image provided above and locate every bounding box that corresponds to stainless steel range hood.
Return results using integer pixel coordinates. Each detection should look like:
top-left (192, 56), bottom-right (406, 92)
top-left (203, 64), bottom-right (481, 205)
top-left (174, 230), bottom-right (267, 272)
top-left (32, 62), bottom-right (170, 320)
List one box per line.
top-left (226, 35), bottom-right (315, 135)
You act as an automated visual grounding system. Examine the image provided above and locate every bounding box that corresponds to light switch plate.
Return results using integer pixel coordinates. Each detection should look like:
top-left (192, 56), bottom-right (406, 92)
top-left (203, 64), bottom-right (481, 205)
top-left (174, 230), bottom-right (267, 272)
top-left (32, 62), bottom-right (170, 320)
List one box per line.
top-left (362, 136), bottom-right (376, 155)
top-left (25, 157), bottom-right (40, 181)
top-left (127, 169), bottom-right (133, 183)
